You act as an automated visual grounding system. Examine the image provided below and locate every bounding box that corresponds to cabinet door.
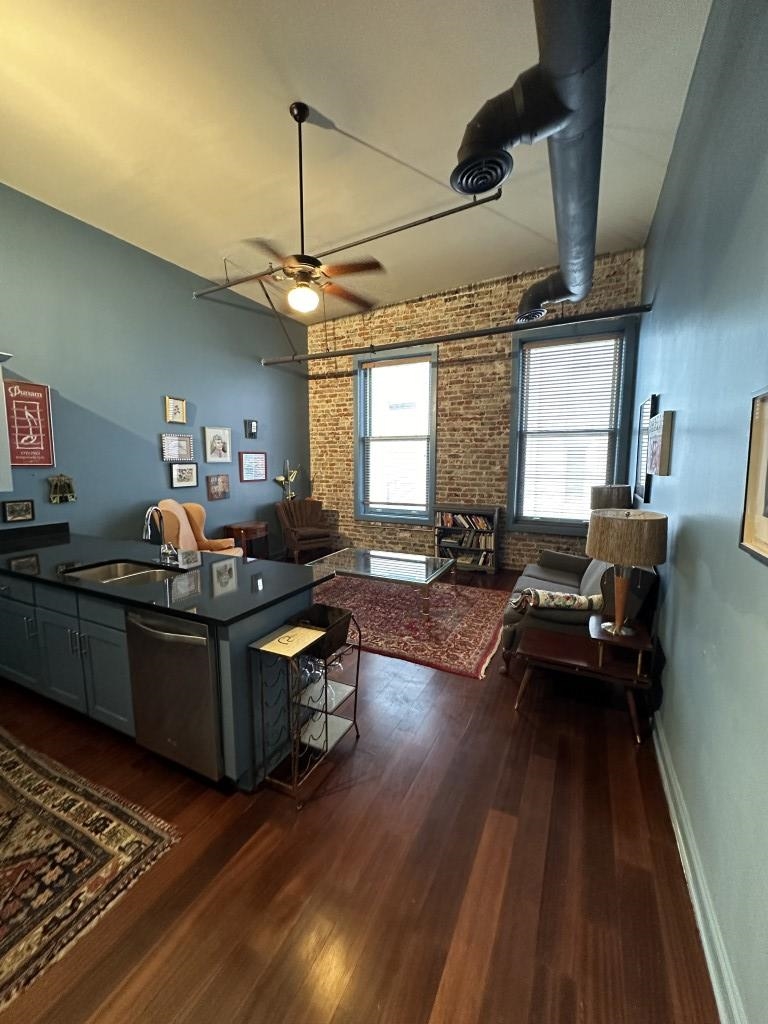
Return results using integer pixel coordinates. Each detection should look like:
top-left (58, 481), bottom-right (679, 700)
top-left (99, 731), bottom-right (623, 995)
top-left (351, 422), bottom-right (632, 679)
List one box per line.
top-left (0, 595), bottom-right (41, 691)
top-left (36, 608), bottom-right (88, 712)
top-left (82, 623), bottom-right (135, 736)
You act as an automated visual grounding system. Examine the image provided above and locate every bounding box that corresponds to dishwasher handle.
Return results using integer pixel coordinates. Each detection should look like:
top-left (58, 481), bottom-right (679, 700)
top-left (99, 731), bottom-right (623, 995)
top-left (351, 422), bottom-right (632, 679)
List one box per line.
top-left (129, 617), bottom-right (208, 646)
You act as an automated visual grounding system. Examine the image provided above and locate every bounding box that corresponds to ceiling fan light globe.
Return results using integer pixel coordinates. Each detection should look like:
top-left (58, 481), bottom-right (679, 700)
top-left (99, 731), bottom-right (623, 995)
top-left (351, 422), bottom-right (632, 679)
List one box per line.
top-left (287, 282), bottom-right (320, 314)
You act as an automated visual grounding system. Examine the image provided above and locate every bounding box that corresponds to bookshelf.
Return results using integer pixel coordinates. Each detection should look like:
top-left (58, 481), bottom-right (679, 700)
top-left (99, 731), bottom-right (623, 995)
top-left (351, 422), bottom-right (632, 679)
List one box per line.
top-left (433, 503), bottom-right (500, 574)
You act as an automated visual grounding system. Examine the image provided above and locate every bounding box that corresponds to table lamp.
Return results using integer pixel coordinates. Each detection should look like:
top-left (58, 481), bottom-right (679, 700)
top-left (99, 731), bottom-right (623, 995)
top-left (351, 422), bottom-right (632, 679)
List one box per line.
top-left (590, 484), bottom-right (632, 509)
top-left (585, 509), bottom-right (668, 635)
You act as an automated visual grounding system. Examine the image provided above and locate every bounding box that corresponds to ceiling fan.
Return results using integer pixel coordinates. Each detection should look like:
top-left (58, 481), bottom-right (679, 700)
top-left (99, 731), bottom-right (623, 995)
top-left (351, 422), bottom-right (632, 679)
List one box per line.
top-left (245, 101), bottom-right (383, 314)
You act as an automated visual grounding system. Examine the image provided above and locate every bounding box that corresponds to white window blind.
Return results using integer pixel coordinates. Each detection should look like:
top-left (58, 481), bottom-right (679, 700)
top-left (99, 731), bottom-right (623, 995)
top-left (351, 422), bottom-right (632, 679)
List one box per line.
top-left (516, 336), bottom-right (625, 522)
top-left (359, 356), bottom-right (432, 517)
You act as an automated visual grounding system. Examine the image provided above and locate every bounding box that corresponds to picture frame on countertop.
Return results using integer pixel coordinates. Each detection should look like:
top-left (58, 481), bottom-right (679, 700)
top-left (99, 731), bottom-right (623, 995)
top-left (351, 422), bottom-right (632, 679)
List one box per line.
top-left (204, 426), bottom-right (232, 463)
top-left (739, 386), bottom-right (768, 566)
top-left (2, 499), bottom-right (34, 522)
top-left (164, 395), bottom-right (187, 424)
top-left (8, 553), bottom-right (40, 575)
top-left (161, 433), bottom-right (194, 462)
top-left (211, 557), bottom-right (238, 597)
top-left (634, 394), bottom-right (658, 503)
top-left (239, 451), bottom-right (267, 482)
top-left (170, 462), bottom-right (198, 488)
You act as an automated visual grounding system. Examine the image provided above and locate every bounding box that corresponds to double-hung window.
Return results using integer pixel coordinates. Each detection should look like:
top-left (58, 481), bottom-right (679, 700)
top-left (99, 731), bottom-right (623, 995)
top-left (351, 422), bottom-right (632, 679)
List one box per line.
top-left (510, 333), bottom-right (632, 529)
top-left (355, 350), bottom-right (436, 524)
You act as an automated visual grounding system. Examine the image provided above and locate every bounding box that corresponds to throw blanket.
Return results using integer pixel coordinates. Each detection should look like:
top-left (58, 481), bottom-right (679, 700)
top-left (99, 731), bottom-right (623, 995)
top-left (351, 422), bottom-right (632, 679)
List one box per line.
top-left (511, 588), bottom-right (603, 611)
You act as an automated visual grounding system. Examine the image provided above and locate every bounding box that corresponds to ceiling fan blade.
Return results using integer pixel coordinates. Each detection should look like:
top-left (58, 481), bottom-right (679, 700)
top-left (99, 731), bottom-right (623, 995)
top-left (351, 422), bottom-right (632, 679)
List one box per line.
top-left (244, 238), bottom-right (288, 265)
top-left (321, 258), bottom-right (384, 277)
top-left (323, 282), bottom-right (375, 310)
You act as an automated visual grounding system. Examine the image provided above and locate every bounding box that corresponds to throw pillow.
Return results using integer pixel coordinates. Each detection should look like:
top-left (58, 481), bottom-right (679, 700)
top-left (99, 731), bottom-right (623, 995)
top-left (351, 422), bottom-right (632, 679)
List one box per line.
top-left (511, 588), bottom-right (604, 612)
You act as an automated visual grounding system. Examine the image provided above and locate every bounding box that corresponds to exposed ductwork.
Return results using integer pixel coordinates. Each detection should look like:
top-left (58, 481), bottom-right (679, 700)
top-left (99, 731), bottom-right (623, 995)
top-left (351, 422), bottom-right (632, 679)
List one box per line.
top-left (450, 0), bottom-right (611, 322)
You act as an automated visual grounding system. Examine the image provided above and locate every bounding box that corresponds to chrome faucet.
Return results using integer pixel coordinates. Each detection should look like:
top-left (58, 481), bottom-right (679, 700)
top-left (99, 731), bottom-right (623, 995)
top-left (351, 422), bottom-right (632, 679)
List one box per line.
top-left (142, 505), bottom-right (177, 565)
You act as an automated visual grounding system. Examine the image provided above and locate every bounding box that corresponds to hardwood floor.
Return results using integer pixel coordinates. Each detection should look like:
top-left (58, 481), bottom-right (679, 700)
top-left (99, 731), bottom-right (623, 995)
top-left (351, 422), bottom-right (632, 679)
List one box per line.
top-left (0, 574), bottom-right (718, 1024)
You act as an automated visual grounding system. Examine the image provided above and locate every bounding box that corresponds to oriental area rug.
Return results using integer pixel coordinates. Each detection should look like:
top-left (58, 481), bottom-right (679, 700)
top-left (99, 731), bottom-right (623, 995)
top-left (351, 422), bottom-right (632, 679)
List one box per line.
top-left (0, 728), bottom-right (179, 1009)
top-left (313, 576), bottom-right (511, 679)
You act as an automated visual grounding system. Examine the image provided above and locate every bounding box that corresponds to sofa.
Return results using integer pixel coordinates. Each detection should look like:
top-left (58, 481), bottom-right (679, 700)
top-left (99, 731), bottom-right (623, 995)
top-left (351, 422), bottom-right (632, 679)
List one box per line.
top-left (501, 549), bottom-right (657, 669)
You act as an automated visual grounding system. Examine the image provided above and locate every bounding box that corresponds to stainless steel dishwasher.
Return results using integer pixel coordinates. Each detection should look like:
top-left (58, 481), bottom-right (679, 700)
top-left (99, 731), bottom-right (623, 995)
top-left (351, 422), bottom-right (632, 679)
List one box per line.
top-left (126, 610), bottom-right (223, 780)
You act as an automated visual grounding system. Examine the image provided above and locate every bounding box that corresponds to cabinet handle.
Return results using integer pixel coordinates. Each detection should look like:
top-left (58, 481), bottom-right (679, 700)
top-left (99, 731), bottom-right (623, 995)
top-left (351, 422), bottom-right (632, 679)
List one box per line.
top-left (68, 628), bottom-right (79, 655)
top-left (79, 633), bottom-right (89, 657)
top-left (25, 616), bottom-right (38, 641)
top-left (0, 584), bottom-right (9, 593)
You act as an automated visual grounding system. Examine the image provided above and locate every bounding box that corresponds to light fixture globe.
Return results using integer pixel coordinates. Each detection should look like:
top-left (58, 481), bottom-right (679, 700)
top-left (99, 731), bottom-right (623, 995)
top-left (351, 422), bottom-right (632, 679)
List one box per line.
top-left (286, 281), bottom-right (320, 314)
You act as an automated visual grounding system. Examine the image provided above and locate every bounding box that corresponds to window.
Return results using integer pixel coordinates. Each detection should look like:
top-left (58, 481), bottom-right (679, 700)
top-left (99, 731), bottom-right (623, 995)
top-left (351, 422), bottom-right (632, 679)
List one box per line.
top-left (511, 334), bottom-right (631, 528)
top-left (355, 351), bottom-right (436, 523)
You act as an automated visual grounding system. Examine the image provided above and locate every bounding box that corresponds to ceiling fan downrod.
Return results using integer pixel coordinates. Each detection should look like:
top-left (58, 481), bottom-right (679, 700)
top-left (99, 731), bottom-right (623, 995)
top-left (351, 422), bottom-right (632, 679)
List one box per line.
top-left (289, 101), bottom-right (310, 257)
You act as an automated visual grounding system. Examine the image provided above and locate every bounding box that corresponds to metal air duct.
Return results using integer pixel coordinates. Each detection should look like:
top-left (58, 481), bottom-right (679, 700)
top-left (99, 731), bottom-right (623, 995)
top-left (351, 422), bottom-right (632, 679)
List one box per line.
top-left (450, 0), bottom-right (611, 322)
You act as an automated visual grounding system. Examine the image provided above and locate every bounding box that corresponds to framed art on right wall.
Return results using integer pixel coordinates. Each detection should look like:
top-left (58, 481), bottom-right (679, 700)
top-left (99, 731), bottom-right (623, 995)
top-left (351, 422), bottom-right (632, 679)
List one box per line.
top-left (739, 386), bottom-right (768, 565)
top-left (634, 394), bottom-right (659, 503)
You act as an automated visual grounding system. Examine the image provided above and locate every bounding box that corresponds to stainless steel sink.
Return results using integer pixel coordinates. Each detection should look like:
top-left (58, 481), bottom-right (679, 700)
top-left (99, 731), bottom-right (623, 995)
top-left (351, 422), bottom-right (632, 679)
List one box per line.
top-left (63, 561), bottom-right (182, 585)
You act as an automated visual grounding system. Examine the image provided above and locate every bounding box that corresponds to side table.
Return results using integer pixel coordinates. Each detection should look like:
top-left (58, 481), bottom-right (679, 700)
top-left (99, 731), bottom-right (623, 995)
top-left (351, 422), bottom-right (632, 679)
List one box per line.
top-left (223, 520), bottom-right (269, 560)
top-left (514, 618), bottom-right (655, 743)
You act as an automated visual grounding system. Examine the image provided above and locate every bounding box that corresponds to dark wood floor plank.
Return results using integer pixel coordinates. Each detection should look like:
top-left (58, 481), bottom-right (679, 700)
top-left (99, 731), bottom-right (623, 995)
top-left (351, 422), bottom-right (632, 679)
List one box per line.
top-left (0, 585), bottom-right (718, 1024)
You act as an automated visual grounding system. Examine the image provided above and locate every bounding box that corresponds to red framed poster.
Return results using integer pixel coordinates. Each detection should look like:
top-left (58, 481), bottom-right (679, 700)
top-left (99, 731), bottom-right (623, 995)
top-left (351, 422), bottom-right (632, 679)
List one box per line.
top-left (4, 381), bottom-right (56, 467)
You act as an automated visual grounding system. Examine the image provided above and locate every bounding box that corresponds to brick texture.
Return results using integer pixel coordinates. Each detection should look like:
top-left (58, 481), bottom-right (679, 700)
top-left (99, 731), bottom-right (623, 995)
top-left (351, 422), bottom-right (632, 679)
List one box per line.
top-left (307, 249), bottom-right (643, 571)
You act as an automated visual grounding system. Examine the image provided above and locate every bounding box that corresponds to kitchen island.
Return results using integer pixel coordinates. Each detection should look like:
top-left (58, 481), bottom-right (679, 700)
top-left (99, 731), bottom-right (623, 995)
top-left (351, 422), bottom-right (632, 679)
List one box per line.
top-left (0, 527), bottom-right (335, 789)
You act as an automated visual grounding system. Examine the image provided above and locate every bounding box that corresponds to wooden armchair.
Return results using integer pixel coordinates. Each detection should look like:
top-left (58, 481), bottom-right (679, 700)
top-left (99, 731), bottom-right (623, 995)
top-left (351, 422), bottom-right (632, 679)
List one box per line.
top-left (275, 498), bottom-right (339, 563)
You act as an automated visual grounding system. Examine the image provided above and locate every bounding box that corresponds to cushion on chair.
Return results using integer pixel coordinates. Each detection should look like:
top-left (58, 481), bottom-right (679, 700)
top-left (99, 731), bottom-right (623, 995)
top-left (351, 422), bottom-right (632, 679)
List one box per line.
top-left (519, 563), bottom-right (583, 590)
top-left (293, 525), bottom-right (332, 539)
top-left (579, 559), bottom-right (611, 596)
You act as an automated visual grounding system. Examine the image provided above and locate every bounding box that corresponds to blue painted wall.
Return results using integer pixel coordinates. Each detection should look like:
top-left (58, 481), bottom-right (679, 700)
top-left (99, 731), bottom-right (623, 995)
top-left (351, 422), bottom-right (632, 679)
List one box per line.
top-left (637, 1), bottom-right (768, 1020)
top-left (0, 184), bottom-right (308, 550)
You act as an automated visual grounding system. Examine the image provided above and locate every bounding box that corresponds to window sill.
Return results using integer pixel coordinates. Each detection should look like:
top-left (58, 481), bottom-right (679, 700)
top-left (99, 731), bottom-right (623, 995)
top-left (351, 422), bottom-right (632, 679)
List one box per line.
top-left (355, 512), bottom-right (431, 527)
top-left (506, 520), bottom-right (588, 537)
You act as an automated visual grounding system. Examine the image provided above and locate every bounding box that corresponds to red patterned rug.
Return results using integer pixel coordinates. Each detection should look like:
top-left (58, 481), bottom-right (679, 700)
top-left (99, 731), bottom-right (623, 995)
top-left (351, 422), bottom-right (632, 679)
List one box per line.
top-left (0, 729), bottom-right (179, 1009)
top-left (313, 576), bottom-right (511, 679)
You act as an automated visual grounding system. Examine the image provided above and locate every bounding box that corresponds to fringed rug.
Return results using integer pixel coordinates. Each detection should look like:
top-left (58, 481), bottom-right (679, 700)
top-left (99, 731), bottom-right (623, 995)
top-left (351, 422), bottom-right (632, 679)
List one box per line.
top-left (0, 728), bottom-right (179, 1009)
top-left (314, 576), bottom-right (511, 679)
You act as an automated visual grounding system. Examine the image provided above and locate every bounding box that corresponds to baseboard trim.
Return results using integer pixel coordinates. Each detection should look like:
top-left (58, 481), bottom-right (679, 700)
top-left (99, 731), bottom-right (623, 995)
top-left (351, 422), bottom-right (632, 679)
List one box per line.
top-left (653, 722), bottom-right (748, 1024)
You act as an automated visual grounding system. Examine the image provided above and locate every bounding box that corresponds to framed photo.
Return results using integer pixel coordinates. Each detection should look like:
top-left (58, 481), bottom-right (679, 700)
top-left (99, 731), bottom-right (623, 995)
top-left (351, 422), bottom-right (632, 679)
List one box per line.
top-left (2, 499), bottom-right (34, 522)
top-left (204, 426), bottom-right (232, 463)
top-left (211, 557), bottom-right (238, 597)
top-left (4, 381), bottom-right (55, 467)
top-left (739, 387), bottom-right (768, 565)
top-left (171, 568), bottom-right (202, 602)
top-left (170, 462), bottom-right (198, 488)
top-left (206, 473), bottom-right (230, 501)
top-left (8, 553), bottom-right (40, 575)
top-left (244, 419), bottom-right (259, 439)
top-left (161, 433), bottom-right (194, 462)
top-left (165, 396), bottom-right (187, 424)
top-left (634, 394), bottom-right (658, 504)
top-left (648, 410), bottom-right (673, 476)
top-left (239, 451), bottom-right (267, 482)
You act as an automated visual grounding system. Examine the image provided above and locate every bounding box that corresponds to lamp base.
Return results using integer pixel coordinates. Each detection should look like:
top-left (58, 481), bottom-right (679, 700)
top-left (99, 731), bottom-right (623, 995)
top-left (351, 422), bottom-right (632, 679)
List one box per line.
top-left (600, 619), bottom-right (635, 637)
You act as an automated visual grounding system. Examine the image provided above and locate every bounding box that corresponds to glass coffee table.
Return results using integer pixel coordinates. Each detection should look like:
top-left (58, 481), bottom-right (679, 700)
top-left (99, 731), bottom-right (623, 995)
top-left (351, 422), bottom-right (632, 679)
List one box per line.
top-left (308, 547), bottom-right (455, 613)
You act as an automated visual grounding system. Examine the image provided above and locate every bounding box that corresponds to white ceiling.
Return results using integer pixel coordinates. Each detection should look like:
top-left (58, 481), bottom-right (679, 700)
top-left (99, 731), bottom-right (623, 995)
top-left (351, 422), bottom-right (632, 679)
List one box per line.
top-left (1, 0), bottom-right (712, 323)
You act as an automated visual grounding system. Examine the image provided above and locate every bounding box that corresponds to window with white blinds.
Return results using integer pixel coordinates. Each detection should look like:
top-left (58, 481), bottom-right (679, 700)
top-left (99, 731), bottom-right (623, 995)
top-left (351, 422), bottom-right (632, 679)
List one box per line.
top-left (515, 335), bottom-right (627, 523)
top-left (356, 353), bottom-right (435, 522)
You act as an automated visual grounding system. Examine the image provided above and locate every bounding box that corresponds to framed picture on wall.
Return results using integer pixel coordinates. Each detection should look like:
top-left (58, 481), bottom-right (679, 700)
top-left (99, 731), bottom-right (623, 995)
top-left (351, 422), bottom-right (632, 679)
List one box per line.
top-left (204, 427), bottom-right (232, 463)
top-left (2, 499), bottom-right (34, 522)
top-left (634, 394), bottom-right (658, 503)
top-left (239, 451), bottom-right (267, 482)
top-left (164, 396), bottom-right (187, 424)
top-left (161, 433), bottom-right (194, 462)
top-left (170, 462), bottom-right (198, 488)
top-left (739, 386), bottom-right (768, 565)
top-left (206, 473), bottom-right (230, 501)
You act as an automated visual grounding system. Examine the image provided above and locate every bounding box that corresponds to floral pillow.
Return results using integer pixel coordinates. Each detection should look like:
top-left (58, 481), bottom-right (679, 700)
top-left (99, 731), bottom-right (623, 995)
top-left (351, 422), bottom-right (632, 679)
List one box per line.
top-left (511, 588), bottom-right (603, 612)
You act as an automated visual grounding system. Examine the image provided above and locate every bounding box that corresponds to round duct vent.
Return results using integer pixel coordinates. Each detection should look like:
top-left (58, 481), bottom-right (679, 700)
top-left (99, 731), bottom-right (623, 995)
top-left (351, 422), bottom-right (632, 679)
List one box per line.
top-left (450, 150), bottom-right (513, 195)
top-left (515, 307), bottom-right (548, 323)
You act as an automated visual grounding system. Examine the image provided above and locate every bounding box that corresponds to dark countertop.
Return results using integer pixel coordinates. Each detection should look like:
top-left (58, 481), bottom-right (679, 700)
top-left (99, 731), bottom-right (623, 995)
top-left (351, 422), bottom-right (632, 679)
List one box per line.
top-left (0, 533), bottom-right (335, 627)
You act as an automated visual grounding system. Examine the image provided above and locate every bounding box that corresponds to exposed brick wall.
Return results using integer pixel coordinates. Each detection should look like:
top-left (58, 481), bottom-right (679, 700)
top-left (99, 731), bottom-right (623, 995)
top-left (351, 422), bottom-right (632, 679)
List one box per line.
top-left (308, 249), bottom-right (643, 571)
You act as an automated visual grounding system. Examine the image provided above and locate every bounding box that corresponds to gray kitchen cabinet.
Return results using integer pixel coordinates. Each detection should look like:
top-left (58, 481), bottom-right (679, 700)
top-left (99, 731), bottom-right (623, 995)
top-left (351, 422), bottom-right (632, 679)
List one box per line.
top-left (36, 607), bottom-right (88, 712)
top-left (0, 587), bottom-right (41, 692)
top-left (82, 620), bottom-right (134, 735)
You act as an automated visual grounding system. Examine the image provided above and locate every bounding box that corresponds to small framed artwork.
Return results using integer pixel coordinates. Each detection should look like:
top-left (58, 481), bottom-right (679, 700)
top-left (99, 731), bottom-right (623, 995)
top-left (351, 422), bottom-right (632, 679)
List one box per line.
top-left (206, 473), bottom-right (230, 501)
top-left (164, 396), bottom-right (187, 424)
top-left (2, 499), bottom-right (34, 522)
top-left (170, 462), bottom-right (198, 488)
top-left (244, 419), bottom-right (259, 439)
top-left (634, 394), bottom-right (659, 503)
top-left (177, 549), bottom-right (202, 569)
top-left (239, 451), bottom-right (267, 482)
top-left (8, 553), bottom-right (40, 575)
top-left (739, 386), bottom-right (768, 565)
top-left (171, 568), bottom-right (202, 602)
top-left (211, 557), bottom-right (238, 597)
top-left (204, 427), bottom-right (232, 463)
top-left (161, 433), bottom-right (194, 462)
top-left (647, 410), bottom-right (674, 476)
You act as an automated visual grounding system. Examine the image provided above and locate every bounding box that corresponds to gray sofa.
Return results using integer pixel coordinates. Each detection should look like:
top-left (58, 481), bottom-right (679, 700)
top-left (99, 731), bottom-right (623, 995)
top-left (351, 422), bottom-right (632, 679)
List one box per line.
top-left (501, 549), bottom-right (657, 669)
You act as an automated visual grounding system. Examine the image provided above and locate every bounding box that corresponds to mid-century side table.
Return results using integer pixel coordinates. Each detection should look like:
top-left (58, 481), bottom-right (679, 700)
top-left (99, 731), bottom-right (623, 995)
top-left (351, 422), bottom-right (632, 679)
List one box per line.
top-left (223, 520), bottom-right (269, 560)
top-left (514, 616), bottom-right (656, 743)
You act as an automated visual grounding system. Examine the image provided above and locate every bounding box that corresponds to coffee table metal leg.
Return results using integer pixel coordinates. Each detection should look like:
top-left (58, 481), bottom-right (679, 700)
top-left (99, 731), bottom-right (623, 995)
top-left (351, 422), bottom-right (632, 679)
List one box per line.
top-left (515, 665), bottom-right (533, 711)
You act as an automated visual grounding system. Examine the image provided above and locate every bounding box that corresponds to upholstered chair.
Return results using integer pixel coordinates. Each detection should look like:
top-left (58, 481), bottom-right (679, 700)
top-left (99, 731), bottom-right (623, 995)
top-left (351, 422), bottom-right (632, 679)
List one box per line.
top-left (155, 499), bottom-right (244, 557)
top-left (275, 498), bottom-right (339, 563)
